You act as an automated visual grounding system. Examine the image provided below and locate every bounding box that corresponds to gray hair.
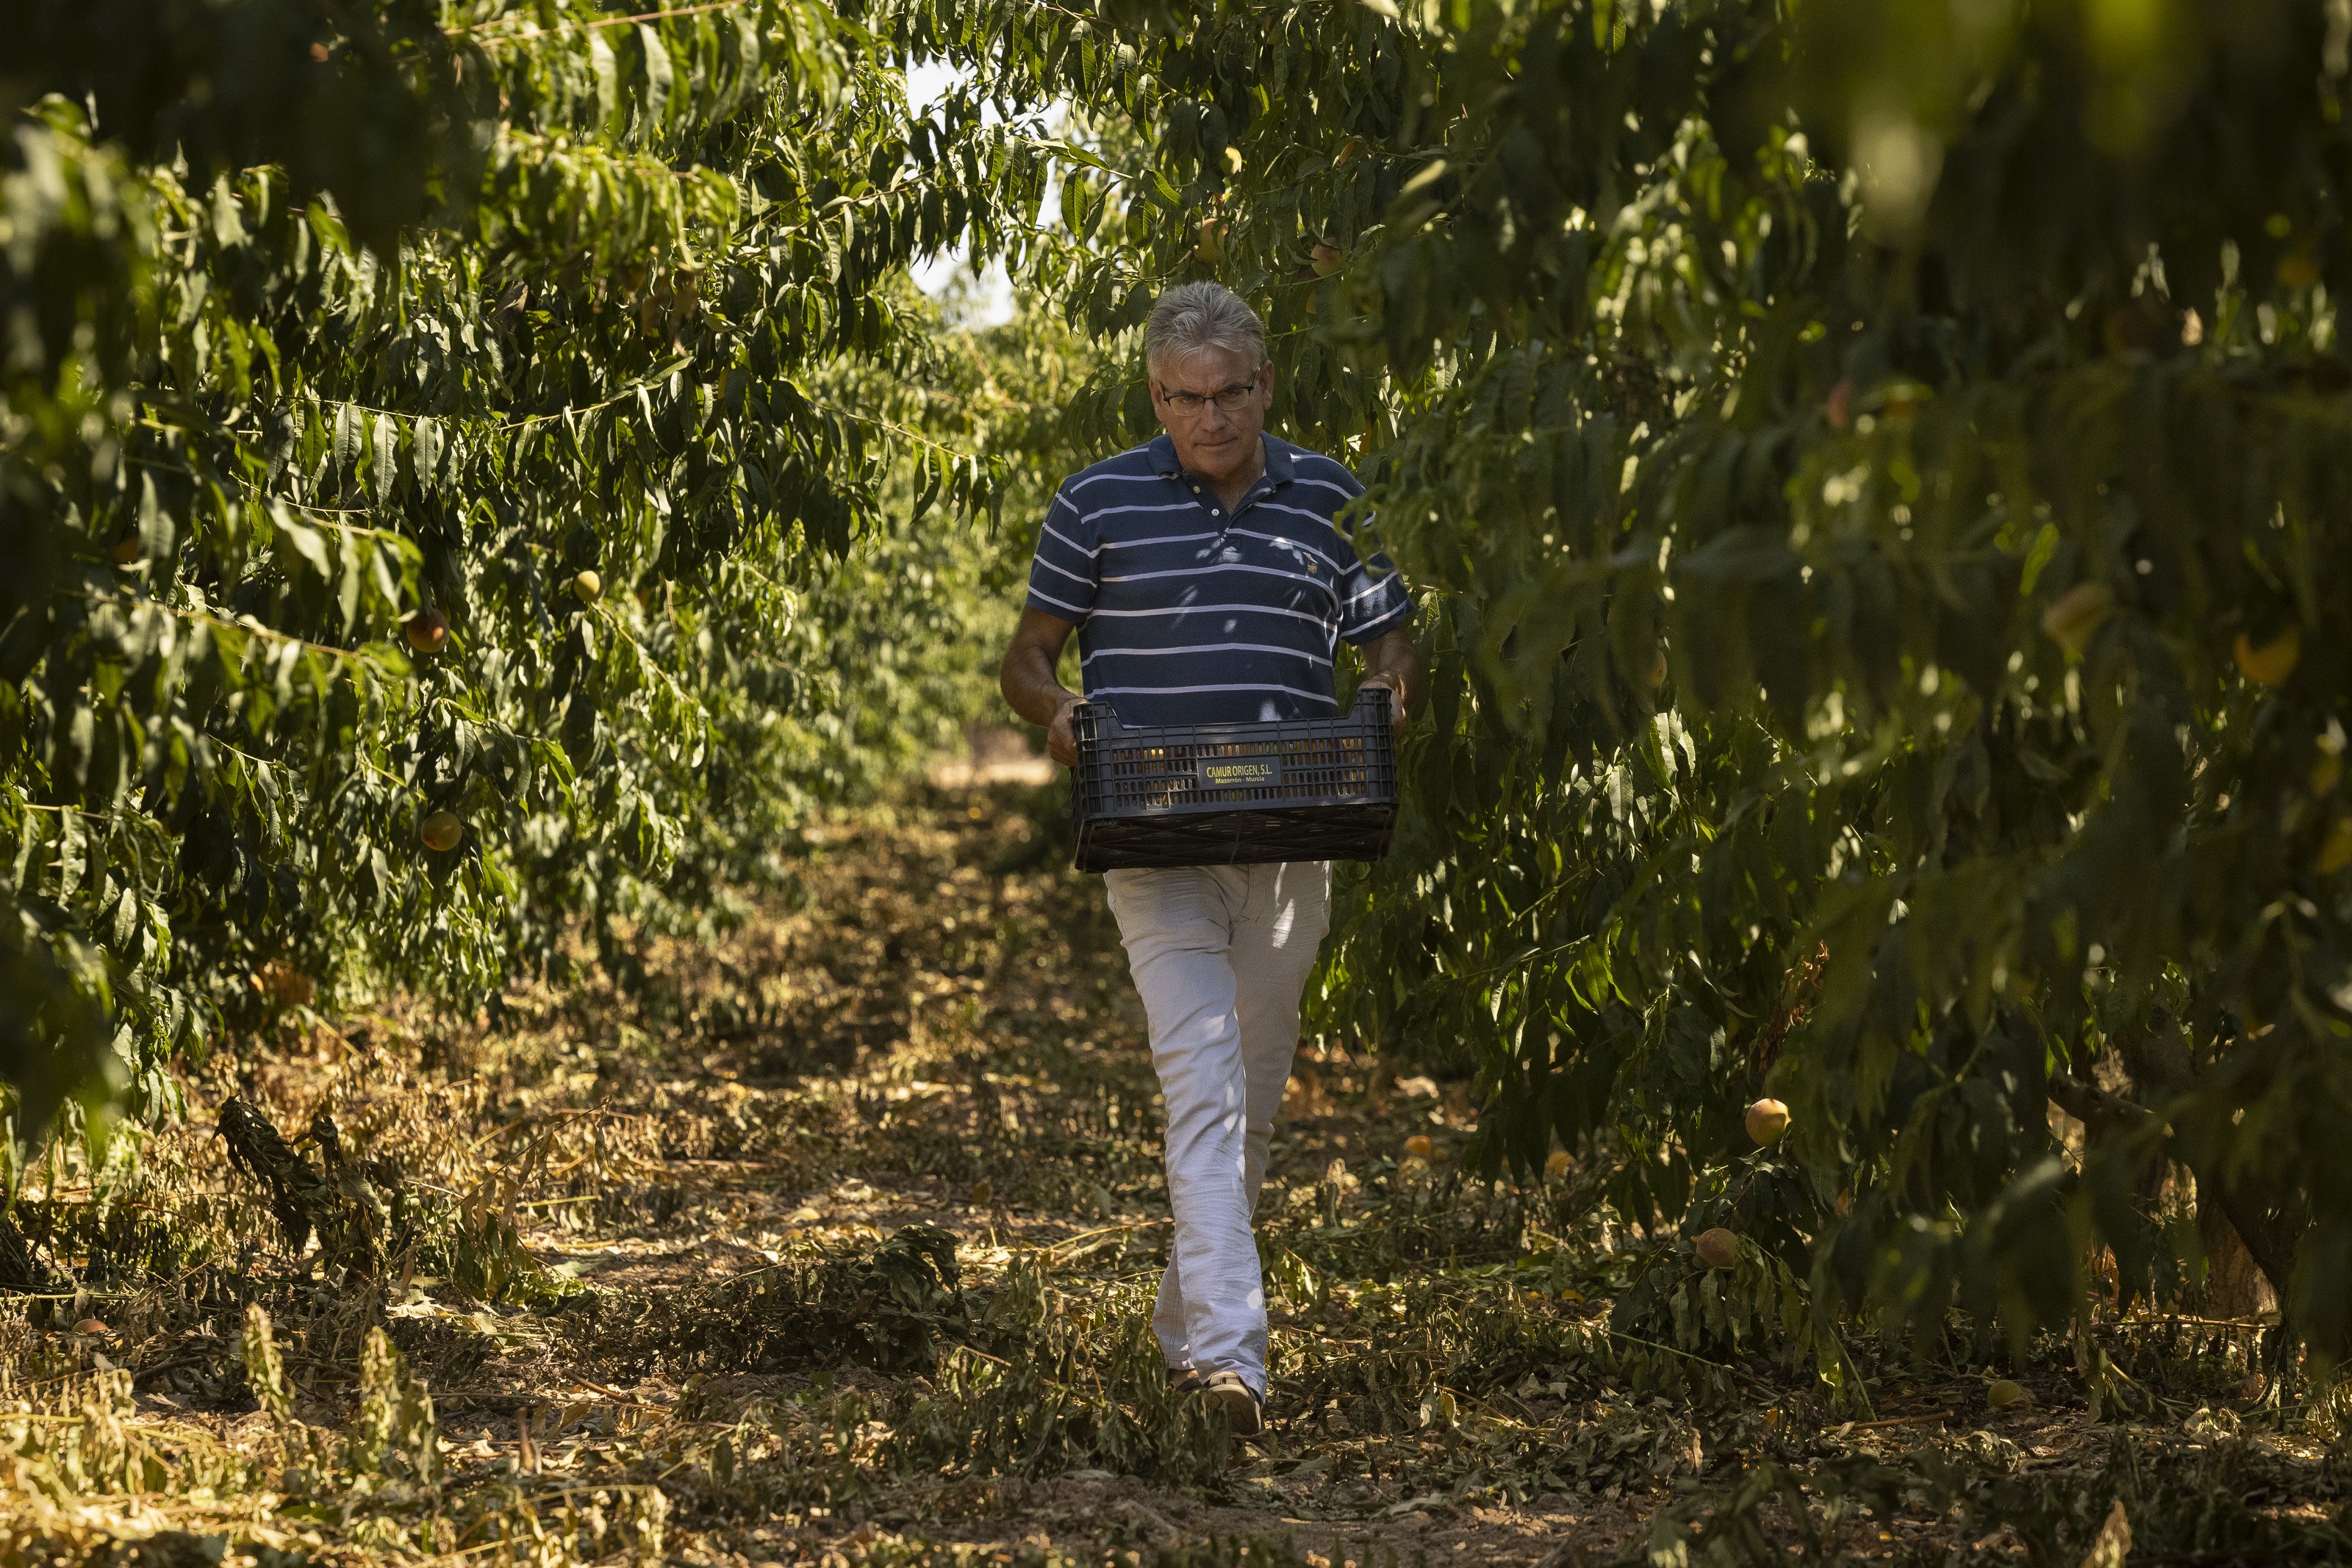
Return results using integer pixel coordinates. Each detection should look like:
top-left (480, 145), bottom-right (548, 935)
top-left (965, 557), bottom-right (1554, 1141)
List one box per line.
top-left (1144, 281), bottom-right (1266, 378)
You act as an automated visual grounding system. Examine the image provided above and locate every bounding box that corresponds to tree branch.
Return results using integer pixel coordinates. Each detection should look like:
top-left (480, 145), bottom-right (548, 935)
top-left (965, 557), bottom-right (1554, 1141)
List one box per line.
top-left (2046, 1070), bottom-right (2151, 1135)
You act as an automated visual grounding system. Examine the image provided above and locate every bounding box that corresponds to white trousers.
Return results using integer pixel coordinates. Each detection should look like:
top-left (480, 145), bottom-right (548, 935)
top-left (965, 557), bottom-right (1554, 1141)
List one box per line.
top-left (1103, 861), bottom-right (1330, 1397)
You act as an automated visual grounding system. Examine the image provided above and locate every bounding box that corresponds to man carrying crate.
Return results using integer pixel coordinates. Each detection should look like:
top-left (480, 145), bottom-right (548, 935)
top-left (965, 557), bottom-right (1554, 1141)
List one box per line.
top-left (998, 281), bottom-right (1423, 1435)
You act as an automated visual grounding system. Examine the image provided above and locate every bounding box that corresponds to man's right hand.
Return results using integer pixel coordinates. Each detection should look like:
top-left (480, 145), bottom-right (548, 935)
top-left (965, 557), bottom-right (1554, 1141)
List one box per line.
top-left (1046, 693), bottom-right (1084, 767)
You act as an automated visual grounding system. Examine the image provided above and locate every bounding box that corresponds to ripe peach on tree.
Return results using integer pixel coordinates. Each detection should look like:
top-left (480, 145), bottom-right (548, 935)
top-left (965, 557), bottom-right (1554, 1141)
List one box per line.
top-left (404, 608), bottom-right (449, 655)
top-left (2234, 626), bottom-right (2301, 687)
top-left (1745, 1098), bottom-right (1788, 1146)
top-left (1694, 1229), bottom-right (1739, 1270)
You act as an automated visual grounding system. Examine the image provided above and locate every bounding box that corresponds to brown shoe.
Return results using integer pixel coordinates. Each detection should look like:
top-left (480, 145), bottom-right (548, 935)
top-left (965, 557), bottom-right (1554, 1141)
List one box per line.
top-left (1167, 1367), bottom-right (1206, 1395)
top-left (1200, 1370), bottom-right (1263, 1436)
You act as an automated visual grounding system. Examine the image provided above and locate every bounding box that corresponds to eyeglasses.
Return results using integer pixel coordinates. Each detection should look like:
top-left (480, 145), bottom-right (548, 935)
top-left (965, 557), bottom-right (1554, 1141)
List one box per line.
top-left (1156, 379), bottom-right (1261, 417)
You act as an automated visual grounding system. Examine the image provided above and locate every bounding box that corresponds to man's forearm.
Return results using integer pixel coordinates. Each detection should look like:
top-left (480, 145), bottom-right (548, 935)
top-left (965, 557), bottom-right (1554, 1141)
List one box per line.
top-left (1000, 608), bottom-right (1085, 763)
top-left (1361, 627), bottom-right (1425, 718)
top-left (1000, 645), bottom-right (1077, 728)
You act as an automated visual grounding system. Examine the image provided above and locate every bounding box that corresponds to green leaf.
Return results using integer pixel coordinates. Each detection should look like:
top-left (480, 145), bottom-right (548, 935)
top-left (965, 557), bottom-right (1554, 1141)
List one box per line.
top-left (333, 403), bottom-right (361, 479)
top-left (372, 411), bottom-right (397, 502)
top-left (637, 24), bottom-right (675, 132)
top-left (412, 415), bottom-right (441, 486)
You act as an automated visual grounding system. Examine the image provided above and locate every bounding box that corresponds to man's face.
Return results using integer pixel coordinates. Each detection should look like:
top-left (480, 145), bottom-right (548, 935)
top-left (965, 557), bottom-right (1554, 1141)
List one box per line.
top-left (1151, 345), bottom-right (1273, 484)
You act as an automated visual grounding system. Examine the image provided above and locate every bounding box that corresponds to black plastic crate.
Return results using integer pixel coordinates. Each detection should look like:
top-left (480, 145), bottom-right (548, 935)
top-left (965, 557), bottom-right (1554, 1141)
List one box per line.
top-left (1069, 688), bottom-right (1399, 872)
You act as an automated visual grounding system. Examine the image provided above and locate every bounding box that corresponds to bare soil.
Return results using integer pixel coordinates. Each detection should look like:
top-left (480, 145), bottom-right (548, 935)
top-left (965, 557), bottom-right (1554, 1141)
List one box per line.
top-left (4, 784), bottom-right (2343, 1567)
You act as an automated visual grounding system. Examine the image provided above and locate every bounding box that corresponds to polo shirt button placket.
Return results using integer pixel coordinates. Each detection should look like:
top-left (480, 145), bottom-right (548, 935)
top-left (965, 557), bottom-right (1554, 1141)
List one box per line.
top-left (1188, 481), bottom-right (1223, 528)
top-left (1187, 479), bottom-right (1233, 534)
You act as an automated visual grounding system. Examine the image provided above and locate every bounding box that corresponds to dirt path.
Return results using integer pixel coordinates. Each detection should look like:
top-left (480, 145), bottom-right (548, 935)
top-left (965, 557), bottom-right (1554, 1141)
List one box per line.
top-left (4, 784), bottom-right (2340, 1567)
top-left (445, 785), bottom-right (1653, 1564)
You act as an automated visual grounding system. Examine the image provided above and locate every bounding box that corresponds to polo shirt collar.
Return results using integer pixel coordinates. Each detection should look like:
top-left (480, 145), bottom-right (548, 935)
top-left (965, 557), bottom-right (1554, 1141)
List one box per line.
top-left (1147, 432), bottom-right (1295, 490)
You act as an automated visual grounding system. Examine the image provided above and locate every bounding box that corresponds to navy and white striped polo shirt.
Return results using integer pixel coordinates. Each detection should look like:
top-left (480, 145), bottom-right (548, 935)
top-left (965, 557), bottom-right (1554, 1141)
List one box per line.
top-left (1025, 432), bottom-right (1413, 727)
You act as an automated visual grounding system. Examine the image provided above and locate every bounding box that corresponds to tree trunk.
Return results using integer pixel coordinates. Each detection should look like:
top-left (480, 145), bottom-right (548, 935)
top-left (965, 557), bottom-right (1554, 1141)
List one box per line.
top-left (2109, 1013), bottom-right (2306, 1314)
top-left (2051, 1020), bottom-right (2303, 1315)
top-left (2198, 1196), bottom-right (2278, 1318)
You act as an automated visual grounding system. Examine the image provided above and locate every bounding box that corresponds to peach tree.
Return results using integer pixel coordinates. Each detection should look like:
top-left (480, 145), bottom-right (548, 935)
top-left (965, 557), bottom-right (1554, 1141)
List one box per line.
top-left (0, 0), bottom-right (1053, 1136)
top-left (960, 0), bottom-right (2352, 1373)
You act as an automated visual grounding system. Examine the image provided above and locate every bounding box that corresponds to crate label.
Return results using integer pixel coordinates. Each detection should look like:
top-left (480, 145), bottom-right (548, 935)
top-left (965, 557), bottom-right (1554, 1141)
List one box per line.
top-left (1200, 756), bottom-right (1280, 788)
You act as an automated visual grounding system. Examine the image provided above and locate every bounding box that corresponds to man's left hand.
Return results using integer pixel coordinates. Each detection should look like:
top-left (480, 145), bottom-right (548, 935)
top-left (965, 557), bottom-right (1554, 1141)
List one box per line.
top-left (1360, 672), bottom-right (1409, 724)
top-left (1358, 626), bottom-right (1422, 723)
